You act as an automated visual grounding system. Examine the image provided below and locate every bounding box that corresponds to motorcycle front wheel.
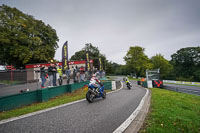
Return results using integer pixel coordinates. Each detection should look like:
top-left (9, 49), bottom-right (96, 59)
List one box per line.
top-left (86, 91), bottom-right (95, 103)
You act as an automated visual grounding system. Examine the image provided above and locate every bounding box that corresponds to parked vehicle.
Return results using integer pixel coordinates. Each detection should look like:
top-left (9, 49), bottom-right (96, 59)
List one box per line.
top-left (0, 65), bottom-right (6, 71)
top-left (86, 83), bottom-right (106, 103)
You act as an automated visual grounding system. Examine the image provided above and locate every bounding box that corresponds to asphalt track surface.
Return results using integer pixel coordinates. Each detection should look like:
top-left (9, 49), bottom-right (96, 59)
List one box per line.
top-left (0, 81), bottom-right (146, 133)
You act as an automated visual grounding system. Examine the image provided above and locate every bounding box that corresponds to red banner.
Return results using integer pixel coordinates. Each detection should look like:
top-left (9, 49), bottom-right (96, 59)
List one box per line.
top-left (25, 60), bottom-right (93, 69)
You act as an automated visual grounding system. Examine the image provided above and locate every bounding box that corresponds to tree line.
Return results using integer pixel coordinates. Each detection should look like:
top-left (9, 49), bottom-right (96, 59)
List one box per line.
top-left (1, 5), bottom-right (199, 82)
top-left (107, 46), bottom-right (200, 82)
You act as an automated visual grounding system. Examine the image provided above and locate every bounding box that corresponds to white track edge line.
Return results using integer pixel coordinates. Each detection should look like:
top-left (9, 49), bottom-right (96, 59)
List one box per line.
top-left (113, 88), bottom-right (149, 133)
top-left (0, 81), bottom-right (124, 125)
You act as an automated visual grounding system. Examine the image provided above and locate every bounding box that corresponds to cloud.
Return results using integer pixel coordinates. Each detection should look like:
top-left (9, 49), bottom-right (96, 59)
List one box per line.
top-left (1, 0), bottom-right (200, 65)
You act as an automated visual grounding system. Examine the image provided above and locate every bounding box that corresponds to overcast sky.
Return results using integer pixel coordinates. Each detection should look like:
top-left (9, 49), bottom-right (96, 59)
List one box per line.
top-left (1, 0), bottom-right (200, 64)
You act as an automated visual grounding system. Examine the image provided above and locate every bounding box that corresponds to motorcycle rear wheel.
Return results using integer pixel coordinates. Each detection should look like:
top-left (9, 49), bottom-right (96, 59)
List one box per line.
top-left (102, 91), bottom-right (106, 99)
top-left (127, 85), bottom-right (131, 89)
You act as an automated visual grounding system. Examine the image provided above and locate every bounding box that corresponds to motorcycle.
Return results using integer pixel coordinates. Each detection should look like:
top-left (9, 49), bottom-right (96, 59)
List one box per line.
top-left (126, 81), bottom-right (132, 90)
top-left (86, 83), bottom-right (106, 103)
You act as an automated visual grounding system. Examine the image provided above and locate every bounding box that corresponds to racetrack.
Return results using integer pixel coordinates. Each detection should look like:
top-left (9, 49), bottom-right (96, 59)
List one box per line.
top-left (0, 80), bottom-right (146, 133)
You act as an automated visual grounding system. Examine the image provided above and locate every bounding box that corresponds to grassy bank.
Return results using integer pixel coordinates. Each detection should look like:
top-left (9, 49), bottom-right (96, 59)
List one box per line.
top-left (140, 88), bottom-right (200, 133)
top-left (128, 77), bottom-right (139, 81)
top-left (0, 88), bottom-right (111, 120)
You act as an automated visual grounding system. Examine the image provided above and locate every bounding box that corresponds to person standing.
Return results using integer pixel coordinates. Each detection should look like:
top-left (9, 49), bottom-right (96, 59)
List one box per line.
top-left (65, 68), bottom-right (71, 84)
top-left (48, 63), bottom-right (54, 87)
top-left (52, 64), bottom-right (57, 86)
top-left (80, 66), bottom-right (85, 82)
top-left (76, 65), bottom-right (80, 83)
top-left (40, 65), bottom-right (47, 88)
top-left (72, 66), bottom-right (77, 83)
top-left (57, 66), bottom-right (63, 85)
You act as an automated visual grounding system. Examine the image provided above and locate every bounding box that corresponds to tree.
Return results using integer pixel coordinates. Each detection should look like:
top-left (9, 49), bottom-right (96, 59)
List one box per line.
top-left (70, 43), bottom-right (106, 70)
top-left (105, 61), bottom-right (121, 75)
top-left (124, 46), bottom-right (153, 77)
top-left (115, 65), bottom-right (129, 75)
top-left (151, 54), bottom-right (174, 79)
top-left (171, 47), bottom-right (200, 81)
top-left (0, 5), bottom-right (59, 68)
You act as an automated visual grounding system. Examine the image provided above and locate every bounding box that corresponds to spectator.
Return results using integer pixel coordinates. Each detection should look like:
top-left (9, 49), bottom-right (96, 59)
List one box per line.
top-left (79, 66), bottom-right (85, 82)
top-left (52, 64), bottom-right (57, 86)
top-left (72, 66), bottom-right (77, 83)
top-left (76, 65), bottom-right (80, 83)
top-left (65, 68), bottom-right (71, 84)
top-left (57, 66), bottom-right (63, 85)
top-left (40, 65), bottom-right (47, 88)
top-left (48, 63), bottom-right (54, 87)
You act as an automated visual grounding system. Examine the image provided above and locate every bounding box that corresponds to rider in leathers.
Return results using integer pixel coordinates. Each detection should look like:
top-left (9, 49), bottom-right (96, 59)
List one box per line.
top-left (89, 74), bottom-right (101, 93)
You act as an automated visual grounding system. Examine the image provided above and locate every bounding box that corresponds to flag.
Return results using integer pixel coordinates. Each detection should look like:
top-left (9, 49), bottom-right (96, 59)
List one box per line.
top-left (62, 41), bottom-right (69, 71)
top-left (99, 58), bottom-right (103, 71)
top-left (85, 52), bottom-right (91, 71)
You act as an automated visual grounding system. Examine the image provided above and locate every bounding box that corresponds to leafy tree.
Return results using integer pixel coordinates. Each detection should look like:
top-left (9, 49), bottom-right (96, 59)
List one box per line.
top-left (105, 61), bottom-right (121, 75)
top-left (171, 47), bottom-right (200, 81)
top-left (151, 54), bottom-right (174, 79)
top-left (104, 61), bottom-right (114, 75)
top-left (115, 65), bottom-right (129, 75)
top-left (0, 5), bottom-right (59, 68)
top-left (70, 43), bottom-right (106, 70)
top-left (124, 46), bottom-right (153, 77)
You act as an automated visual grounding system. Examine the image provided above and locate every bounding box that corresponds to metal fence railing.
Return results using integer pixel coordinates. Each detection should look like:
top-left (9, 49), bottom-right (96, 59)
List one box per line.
top-left (163, 85), bottom-right (200, 96)
top-left (163, 80), bottom-right (200, 86)
top-left (0, 69), bottom-right (106, 97)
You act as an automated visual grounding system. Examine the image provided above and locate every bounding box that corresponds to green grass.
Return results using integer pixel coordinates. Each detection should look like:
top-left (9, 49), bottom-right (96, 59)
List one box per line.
top-left (128, 77), bottom-right (139, 81)
top-left (0, 88), bottom-right (111, 120)
top-left (140, 88), bottom-right (200, 133)
top-left (106, 76), bottom-right (118, 80)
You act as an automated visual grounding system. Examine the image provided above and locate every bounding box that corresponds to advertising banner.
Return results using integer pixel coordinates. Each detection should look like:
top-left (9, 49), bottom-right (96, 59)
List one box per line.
top-left (62, 41), bottom-right (69, 70)
top-left (85, 52), bottom-right (91, 71)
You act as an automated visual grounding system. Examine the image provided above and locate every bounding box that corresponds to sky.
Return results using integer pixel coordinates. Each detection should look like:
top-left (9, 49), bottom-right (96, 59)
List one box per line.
top-left (1, 0), bottom-right (200, 64)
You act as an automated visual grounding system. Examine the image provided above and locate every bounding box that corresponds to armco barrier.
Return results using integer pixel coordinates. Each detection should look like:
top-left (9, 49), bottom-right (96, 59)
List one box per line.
top-left (163, 80), bottom-right (200, 86)
top-left (141, 81), bottom-right (147, 88)
top-left (103, 81), bottom-right (112, 90)
top-left (0, 90), bottom-right (38, 111)
top-left (37, 85), bottom-right (70, 102)
top-left (0, 80), bottom-right (111, 111)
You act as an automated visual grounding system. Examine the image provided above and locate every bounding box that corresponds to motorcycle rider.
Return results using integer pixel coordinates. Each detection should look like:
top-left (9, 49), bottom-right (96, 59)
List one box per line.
top-left (89, 73), bottom-right (101, 93)
top-left (125, 77), bottom-right (131, 87)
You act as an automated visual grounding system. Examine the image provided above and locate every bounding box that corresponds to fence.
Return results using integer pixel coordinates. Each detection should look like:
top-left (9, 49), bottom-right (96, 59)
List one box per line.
top-left (163, 80), bottom-right (200, 86)
top-left (163, 85), bottom-right (200, 96)
top-left (0, 69), bottom-right (106, 84)
top-left (0, 70), bottom-right (27, 84)
top-left (0, 80), bottom-right (112, 111)
top-left (0, 69), bottom-right (107, 97)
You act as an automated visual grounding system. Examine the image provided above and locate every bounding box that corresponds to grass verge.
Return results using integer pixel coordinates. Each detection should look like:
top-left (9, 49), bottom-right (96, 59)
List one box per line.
top-left (0, 88), bottom-right (111, 121)
top-left (140, 88), bottom-right (200, 133)
top-left (128, 77), bottom-right (139, 81)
